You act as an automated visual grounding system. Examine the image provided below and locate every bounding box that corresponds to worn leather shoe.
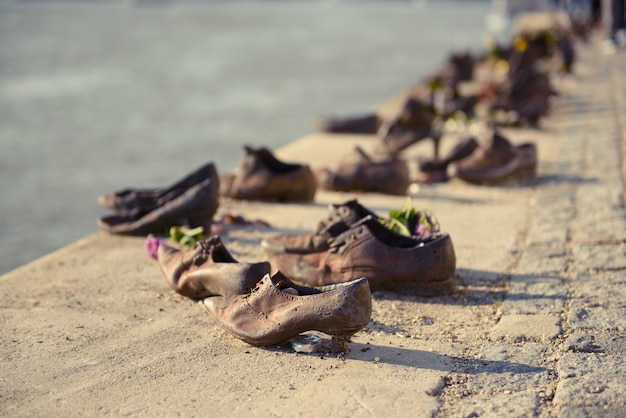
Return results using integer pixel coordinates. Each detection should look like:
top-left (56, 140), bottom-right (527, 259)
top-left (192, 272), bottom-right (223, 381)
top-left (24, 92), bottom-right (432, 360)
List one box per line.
top-left (378, 97), bottom-right (441, 159)
top-left (268, 215), bottom-right (456, 296)
top-left (416, 137), bottom-right (479, 184)
top-left (453, 131), bottom-right (537, 185)
top-left (492, 69), bottom-right (555, 127)
top-left (157, 236), bottom-right (270, 300)
top-left (421, 51), bottom-right (476, 94)
top-left (261, 199), bottom-right (378, 255)
top-left (315, 113), bottom-right (381, 134)
top-left (316, 146), bottom-right (410, 195)
top-left (99, 162), bottom-right (218, 220)
top-left (220, 146), bottom-right (316, 202)
top-left (97, 177), bottom-right (219, 236)
top-left (202, 271), bottom-right (372, 349)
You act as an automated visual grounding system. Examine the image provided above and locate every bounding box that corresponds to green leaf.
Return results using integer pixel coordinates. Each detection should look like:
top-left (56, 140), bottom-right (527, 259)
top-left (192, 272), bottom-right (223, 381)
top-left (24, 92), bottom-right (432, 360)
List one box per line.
top-left (166, 225), bottom-right (205, 250)
top-left (380, 197), bottom-right (441, 239)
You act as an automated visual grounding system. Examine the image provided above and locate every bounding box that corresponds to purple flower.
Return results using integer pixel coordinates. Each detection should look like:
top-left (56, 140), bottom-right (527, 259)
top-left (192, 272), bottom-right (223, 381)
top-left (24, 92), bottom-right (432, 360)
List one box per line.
top-left (145, 236), bottom-right (166, 260)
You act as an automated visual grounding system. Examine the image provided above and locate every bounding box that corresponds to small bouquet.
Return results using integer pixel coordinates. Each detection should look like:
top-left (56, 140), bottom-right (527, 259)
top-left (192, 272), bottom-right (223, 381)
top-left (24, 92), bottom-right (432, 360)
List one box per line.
top-left (380, 197), bottom-right (441, 240)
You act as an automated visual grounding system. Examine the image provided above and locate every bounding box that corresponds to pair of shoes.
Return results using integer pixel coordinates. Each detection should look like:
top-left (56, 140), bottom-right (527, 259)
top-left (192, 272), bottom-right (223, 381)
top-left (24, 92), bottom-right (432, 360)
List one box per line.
top-left (156, 236), bottom-right (372, 349)
top-left (416, 137), bottom-right (479, 184)
top-left (263, 201), bottom-right (456, 296)
top-left (453, 131), bottom-right (537, 185)
top-left (315, 147), bottom-right (410, 195)
top-left (97, 162), bottom-right (220, 236)
top-left (314, 113), bottom-right (382, 134)
top-left (377, 97), bottom-right (441, 159)
top-left (98, 162), bottom-right (217, 218)
top-left (220, 146), bottom-right (317, 202)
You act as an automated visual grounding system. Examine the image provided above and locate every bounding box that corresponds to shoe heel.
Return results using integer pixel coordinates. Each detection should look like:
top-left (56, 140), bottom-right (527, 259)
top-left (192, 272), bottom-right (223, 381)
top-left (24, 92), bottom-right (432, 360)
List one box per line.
top-left (431, 133), bottom-right (442, 160)
top-left (328, 328), bottom-right (361, 353)
top-left (497, 165), bottom-right (537, 186)
top-left (515, 166), bottom-right (537, 185)
top-left (400, 278), bottom-right (454, 297)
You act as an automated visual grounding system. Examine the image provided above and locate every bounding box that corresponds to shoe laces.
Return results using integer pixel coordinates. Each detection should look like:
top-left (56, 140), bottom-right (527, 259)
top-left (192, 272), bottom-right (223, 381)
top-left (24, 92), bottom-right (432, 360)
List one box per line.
top-left (328, 227), bottom-right (361, 253)
top-left (190, 240), bottom-right (214, 266)
top-left (247, 277), bottom-right (267, 296)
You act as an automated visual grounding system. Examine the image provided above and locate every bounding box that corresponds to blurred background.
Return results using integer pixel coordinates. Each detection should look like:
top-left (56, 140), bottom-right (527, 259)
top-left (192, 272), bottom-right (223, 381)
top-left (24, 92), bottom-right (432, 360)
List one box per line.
top-left (0, 0), bottom-right (503, 274)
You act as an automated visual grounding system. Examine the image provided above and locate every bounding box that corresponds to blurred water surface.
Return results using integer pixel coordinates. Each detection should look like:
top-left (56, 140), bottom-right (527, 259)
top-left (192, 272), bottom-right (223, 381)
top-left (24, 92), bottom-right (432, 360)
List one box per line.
top-left (0, 0), bottom-right (494, 274)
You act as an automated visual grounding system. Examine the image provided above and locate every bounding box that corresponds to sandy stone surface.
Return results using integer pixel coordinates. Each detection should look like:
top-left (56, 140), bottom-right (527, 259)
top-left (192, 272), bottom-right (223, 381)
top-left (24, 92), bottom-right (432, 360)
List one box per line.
top-left (1, 130), bottom-right (532, 416)
top-left (2, 35), bottom-right (626, 418)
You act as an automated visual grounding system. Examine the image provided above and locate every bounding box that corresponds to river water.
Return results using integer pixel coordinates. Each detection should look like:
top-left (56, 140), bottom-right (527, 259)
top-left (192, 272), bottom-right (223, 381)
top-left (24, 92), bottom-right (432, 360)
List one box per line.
top-left (0, 0), bottom-right (497, 274)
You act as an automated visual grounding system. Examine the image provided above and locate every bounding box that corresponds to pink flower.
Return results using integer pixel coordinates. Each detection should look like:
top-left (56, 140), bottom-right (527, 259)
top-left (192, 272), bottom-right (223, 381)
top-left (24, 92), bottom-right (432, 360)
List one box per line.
top-left (145, 236), bottom-right (166, 260)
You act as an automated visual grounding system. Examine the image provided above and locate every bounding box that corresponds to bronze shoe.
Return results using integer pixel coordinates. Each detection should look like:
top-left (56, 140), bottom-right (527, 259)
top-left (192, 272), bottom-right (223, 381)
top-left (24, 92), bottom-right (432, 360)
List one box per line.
top-left (416, 137), bottom-right (479, 184)
top-left (202, 271), bottom-right (372, 349)
top-left (97, 177), bottom-right (219, 236)
top-left (269, 215), bottom-right (456, 296)
top-left (98, 162), bottom-right (218, 220)
top-left (261, 199), bottom-right (378, 255)
top-left (492, 69), bottom-right (555, 127)
top-left (420, 51), bottom-right (475, 96)
top-left (220, 146), bottom-right (316, 202)
top-left (315, 113), bottom-right (381, 134)
top-left (453, 131), bottom-right (537, 185)
top-left (377, 97), bottom-right (440, 159)
top-left (157, 235), bottom-right (270, 300)
top-left (316, 146), bottom-right (410, 195)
